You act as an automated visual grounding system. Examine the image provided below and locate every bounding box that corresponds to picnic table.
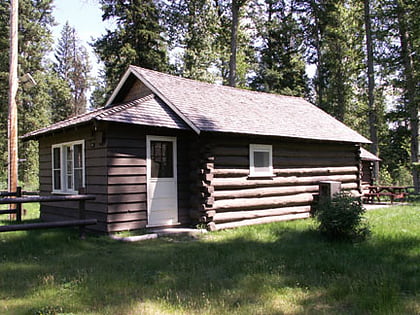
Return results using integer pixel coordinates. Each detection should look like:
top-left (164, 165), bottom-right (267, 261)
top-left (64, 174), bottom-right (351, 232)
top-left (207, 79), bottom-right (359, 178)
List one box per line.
top-left (363, 186), bottom-right (409, 204)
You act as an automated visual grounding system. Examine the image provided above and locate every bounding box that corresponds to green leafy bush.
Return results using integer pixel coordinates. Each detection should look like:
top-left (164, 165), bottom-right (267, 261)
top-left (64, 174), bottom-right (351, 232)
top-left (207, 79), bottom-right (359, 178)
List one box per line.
top-left (314, 192), bottom-right (370, 242)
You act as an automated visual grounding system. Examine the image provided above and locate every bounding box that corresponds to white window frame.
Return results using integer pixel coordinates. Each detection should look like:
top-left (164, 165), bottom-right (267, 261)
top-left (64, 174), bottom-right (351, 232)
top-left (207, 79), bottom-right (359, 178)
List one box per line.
top-left (51, 140), bottom-right (85, 194)
top-left (249, 144), bottom-right (274, 177)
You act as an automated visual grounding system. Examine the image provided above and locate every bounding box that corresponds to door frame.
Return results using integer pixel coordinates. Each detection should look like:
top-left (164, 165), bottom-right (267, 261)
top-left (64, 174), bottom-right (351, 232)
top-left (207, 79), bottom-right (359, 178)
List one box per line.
top-left (146, 135), bottom-right (178, 227)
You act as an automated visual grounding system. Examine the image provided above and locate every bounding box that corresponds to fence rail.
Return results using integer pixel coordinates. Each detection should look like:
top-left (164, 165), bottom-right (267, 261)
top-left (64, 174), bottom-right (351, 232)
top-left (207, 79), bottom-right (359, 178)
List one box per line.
top-left (0, 187), bottom-right (96, 237)
top-left (0, 194), bottom-right (96, 205)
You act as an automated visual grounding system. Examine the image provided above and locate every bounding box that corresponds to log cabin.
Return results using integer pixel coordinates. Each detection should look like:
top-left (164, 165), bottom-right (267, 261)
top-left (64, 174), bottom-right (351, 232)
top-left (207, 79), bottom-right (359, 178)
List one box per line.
top-left (360, 148), bottom-right (381, 194)
top-left (23, 66), bottom-right (370, 233)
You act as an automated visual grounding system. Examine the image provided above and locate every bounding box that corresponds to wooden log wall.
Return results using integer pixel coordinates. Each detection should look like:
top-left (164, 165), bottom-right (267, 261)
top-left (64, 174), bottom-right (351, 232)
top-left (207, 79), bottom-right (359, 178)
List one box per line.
top-left (199, 136), bottom-right (361, 230)
top-left (101, 124), bottom-right (194, 232)
top-left (103, 124), bottom-right (147, 232)
top-left (39, 123), bottom-right (194, 233)
top-left (38, 125), bottom-right (108, 232)
top-left (361, 160), bottom-right (374, 195)
top-left (192, 142), bottom-right (216, 230)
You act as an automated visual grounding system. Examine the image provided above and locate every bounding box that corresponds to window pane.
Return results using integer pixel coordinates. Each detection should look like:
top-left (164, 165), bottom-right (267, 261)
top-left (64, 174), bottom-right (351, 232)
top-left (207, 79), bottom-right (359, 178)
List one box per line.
top-left (254, 151), bottom-right (270, 173)
top-left (54, 170), bottom-right (61, 190)
top-left (151, 141), bottom-right (173, 178)
top-left (66, 146), bottom-right (72, 161)
top-left (64, 146), bottom-right (73, 190)
top-left (74, 169), bottom-right (83, 191)
top-left (53, 148), bottom-right (61, 169)
top-left (53, 147), bottom-right (61, 190)
top-left (67, 173), bottom-right (73, 190)
top-left (74, 144), bottom-right (83, 168)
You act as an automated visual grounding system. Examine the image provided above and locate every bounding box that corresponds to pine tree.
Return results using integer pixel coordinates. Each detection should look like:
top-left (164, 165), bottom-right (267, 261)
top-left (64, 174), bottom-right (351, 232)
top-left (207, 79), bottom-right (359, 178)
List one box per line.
top-left (252, 0), bottom-right (309, 96)
top-left (364, 0), bottom-right (380, 179)
top-left (296, 0), bottom-right (366, 129)
top-left (92, 0), bottom-right (169, 94)
top-left (54, 22), bottom-right (91, 120)
top-left (213, 0), bottom-right (255, 87)
top-left (164, 0), bottom-right (219, 82)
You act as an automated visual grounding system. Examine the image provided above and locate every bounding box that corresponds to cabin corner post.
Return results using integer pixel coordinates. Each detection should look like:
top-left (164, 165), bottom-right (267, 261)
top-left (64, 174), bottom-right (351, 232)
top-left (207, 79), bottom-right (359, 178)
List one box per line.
top-left (195, 142), bottom-right (216, 231)
top-left (356, 145), bottom-right (363, 194)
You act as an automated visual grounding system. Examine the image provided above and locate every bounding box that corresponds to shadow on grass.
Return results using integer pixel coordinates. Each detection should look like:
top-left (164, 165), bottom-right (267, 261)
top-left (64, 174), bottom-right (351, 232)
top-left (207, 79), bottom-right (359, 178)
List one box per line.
top-left (0, 221), bottom-right (419, 314)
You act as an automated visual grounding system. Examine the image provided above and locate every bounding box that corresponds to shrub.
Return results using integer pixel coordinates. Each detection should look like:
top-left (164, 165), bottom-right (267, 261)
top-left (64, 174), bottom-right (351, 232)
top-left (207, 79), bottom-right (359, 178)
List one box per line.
top-left (314, 192), bottom-right (370, 242)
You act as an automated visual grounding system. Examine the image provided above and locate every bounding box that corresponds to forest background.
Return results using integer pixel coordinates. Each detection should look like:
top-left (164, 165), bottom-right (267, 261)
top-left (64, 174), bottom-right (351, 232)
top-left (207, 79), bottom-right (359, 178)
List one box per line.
top-left (0, 0), bottom-right (418, 191)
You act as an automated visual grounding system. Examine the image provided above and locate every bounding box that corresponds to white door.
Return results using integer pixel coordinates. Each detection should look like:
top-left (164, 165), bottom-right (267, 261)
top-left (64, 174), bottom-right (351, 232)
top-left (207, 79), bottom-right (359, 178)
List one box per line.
top-left (146, 136), bottom-right (178, 227)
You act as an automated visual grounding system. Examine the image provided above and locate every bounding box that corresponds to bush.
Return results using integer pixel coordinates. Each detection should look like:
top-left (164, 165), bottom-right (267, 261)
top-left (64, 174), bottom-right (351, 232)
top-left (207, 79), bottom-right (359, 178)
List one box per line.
top-left (314, 192), bottom-right (370, 242)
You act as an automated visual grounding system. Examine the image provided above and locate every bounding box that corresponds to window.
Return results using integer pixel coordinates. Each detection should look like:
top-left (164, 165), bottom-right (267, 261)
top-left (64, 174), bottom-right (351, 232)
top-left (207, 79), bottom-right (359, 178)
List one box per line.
top-left (249, 144), bottom-right (273, 177)
top-left (150, 140), bottom-right (174, 178)
top-left (52, 141), bottom-right (85, 193)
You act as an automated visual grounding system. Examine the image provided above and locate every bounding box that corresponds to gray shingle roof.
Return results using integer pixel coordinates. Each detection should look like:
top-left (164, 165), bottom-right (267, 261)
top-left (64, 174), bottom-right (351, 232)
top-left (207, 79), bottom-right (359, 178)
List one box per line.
top-left (129, 66), bottom-right (370, 143)
top-left (24, 66), bottom-right (370, 144)
top-left (360, 148), bottom-right (381, 161)
top-left (22, 94), bottom-right (189, 139)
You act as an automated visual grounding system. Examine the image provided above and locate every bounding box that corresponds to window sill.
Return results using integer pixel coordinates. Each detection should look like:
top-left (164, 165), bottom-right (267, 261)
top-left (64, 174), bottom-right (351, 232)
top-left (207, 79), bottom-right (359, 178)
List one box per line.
top-left (146, 222), bottom-right (181, 228)
top-left (247, 174), bottom-right (275, 179)
top-left (51, 190), bottom-right (82, 195)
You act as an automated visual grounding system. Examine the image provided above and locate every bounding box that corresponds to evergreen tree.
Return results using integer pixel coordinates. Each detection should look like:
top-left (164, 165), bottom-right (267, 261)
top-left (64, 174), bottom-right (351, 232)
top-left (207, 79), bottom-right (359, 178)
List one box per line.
top-left (54, 22), bottom-right (91, 120)
top-left (213, 0), bottom-right (256, 87)
top-left (252, 0), bottom-right (309, 96)
top-left (364, 0), bottom-right (379, 179)
top-left (296, 0), bottom-right (367, 130)
top-left (164, 0), bottom-right (255, 87)
top-left (90, 69), bottom-right (108, 108)
top-left (92, 0), bottom-right (169, 95)
top-left (164, 0), bottom-right (219, 82)
top-left (375, 0), bottom-right (419, 189)
top-left (0, 0), bottom-right (57, 188)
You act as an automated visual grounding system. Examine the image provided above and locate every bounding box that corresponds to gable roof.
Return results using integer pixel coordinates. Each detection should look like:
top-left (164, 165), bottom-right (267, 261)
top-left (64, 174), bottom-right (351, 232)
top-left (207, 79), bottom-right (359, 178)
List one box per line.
top-left (23, 94), bottom-right (189, 140)
top-left (360, 148), bottom-right (381, 161)
top-left (24, 66), bottom-right (370, 144)
top-left (108, 66), bottom-right (370, 144)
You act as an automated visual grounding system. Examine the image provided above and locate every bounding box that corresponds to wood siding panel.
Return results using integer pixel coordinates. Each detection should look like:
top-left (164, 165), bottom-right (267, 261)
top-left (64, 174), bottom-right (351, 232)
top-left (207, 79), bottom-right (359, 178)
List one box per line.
top-left (38, 126), bottom-right (108, 231)
top-left (122, 77), bottom-right (153, 103)
top-left (100, 125), bottom-right (195, 232)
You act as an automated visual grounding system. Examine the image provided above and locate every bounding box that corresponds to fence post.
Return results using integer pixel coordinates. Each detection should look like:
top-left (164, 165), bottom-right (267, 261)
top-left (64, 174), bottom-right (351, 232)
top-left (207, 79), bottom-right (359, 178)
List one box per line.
top-left (78, 188), bottom-right (86, 239)
top-left (16, 186), bottom-right (22, 222)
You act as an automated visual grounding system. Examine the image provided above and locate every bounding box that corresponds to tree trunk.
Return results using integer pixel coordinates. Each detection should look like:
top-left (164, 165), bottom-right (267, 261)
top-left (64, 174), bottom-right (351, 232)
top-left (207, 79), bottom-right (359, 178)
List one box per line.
top-left (229, 0), bottom-right (240, 87)
top-left (364, 0), bottom-right (379, 181)
top-left (313, 4), bottom-right (323, 108)
top-left (396, 1), bottom-right (419, 192)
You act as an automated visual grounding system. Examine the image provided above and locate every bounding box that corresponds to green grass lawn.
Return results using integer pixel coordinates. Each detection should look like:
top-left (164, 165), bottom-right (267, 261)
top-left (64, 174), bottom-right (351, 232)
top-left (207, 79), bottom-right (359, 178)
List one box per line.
top-left (0, 204), bottom-right (419, 315)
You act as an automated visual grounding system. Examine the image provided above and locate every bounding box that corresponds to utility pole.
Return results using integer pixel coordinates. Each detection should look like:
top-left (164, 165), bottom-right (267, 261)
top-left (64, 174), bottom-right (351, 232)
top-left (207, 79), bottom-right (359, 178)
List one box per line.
top-left (8, 0), bottom-right (19, 195)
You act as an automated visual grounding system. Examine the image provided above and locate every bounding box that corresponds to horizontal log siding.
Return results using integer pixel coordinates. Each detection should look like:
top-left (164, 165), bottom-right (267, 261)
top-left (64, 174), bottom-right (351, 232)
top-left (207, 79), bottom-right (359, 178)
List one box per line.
top-left (204, 136), bottom-right (360, 228)
top-left (38, 126), bottom-right (107, 232)
top-left (103, 125), bottom-right (194, 232)
top-left (104, 125), bottom-right (148, 232)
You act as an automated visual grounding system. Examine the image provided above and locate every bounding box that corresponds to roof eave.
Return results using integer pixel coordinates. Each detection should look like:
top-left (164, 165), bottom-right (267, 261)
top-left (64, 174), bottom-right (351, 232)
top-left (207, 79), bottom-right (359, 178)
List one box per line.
top-left (21, 120), bottom-right (93, 141)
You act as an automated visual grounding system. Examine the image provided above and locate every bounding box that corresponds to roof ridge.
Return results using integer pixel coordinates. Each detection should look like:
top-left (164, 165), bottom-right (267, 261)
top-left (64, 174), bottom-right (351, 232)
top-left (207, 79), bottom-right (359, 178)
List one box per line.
top-left (130, 65), bottom-right (306, 101)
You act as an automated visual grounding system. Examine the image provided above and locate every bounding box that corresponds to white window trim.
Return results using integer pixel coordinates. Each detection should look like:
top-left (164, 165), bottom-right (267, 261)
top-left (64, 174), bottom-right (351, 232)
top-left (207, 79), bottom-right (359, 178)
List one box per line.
top-left (249, 144), bottom-right (274, 177)
top-left (51, 140), bottom-right (85, 194)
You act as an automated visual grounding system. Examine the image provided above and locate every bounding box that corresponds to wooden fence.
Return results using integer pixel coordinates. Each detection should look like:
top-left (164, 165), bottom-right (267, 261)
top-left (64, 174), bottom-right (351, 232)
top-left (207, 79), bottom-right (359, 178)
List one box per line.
top-left (0, 188), bottom-right (96, 237)
top-left (0, 187), bottom-right (38, 221)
